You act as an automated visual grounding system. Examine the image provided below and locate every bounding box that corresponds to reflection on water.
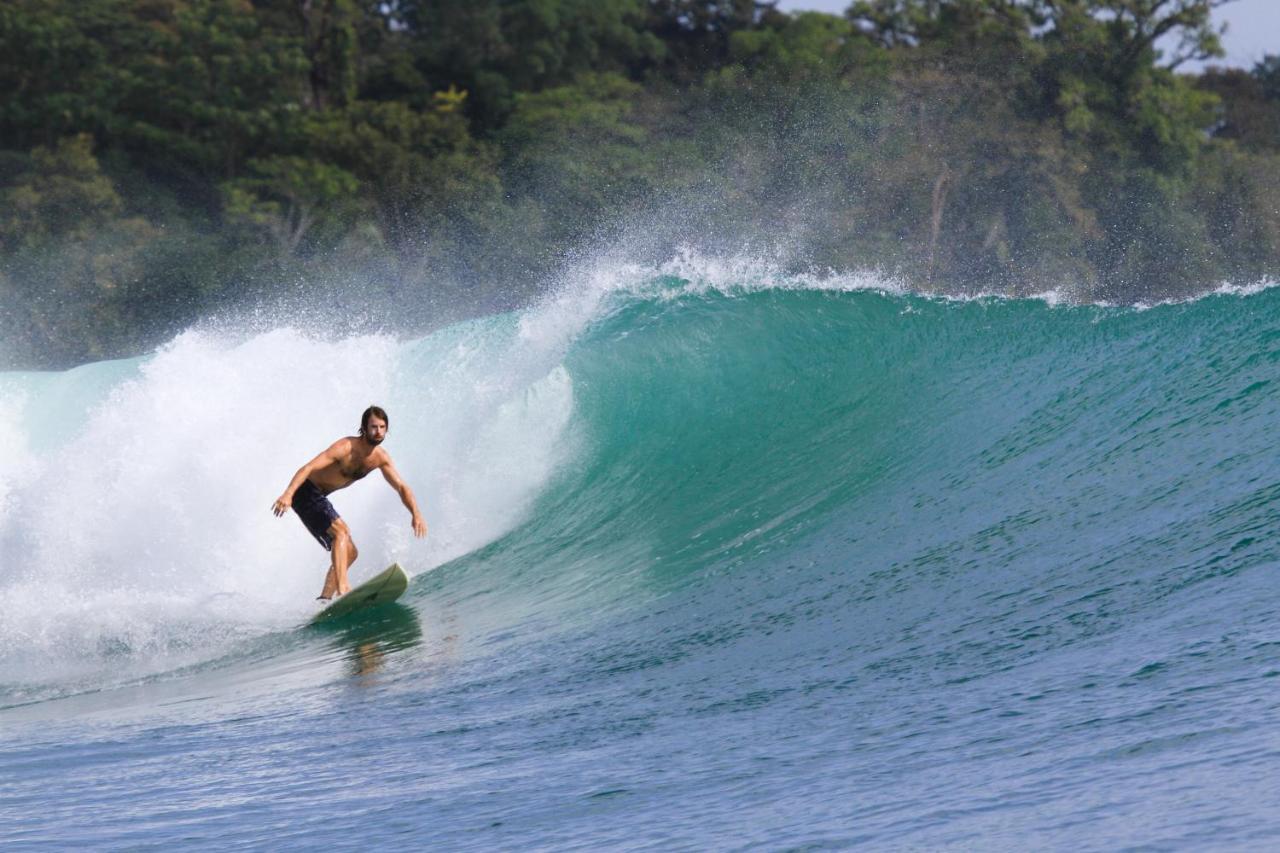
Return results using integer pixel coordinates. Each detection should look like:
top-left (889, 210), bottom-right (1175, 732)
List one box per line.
top-left (315, 603), bottom-right (425, 681)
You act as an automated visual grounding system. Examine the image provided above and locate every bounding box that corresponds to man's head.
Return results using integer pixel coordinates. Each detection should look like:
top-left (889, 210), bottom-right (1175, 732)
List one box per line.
top-left (360, 405), bottom-right (389, 446)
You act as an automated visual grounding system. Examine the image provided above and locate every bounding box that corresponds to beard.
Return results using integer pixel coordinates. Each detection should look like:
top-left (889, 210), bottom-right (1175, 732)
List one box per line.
top-left (364, 434), bottom-right (384, 447)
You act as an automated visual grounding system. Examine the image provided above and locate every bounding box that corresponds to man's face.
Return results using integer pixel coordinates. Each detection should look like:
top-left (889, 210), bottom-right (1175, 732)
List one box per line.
top-left (364, 416), bottom-right (388, 446)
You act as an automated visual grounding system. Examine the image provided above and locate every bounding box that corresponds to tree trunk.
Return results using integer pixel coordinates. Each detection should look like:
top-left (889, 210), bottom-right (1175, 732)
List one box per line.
top-left (928, 163), bottom-right (951, 283)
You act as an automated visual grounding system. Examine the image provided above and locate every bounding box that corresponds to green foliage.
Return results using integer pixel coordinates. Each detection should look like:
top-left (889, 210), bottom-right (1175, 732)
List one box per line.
top-left (1192, 143), bottom-right (1280, 280)
top-left (499, 73), bottom-right (657, 243)
top-left (1, 0), bottom-right (1279, 368)
top-left (404, 0), bottom-right (662, 127)
top-left (0, 0), bottom-right (131, 148)
top-left (116, 0), bottom-right (309, 178)
top-left (220, 156), bottom-right (361, 258)
top-left (1255, 55), bottom-right (1280, 101)
top-left (1037, 3), bottom-right (1221, 172)
top-left (299, 95), bottom-right (503, 269)
top-left (847, 0), bottom-right (1048, 51)
top-left (0, 135), bottom-right (124, 252)
top-left (0, 134), bottom-right (177, 365)
top-left (1199, 64), bottom-right (1280, 153)
top-left (728, 11), bottom-right (887, 85)
top-left (647, 0), bottom-right (784, 80)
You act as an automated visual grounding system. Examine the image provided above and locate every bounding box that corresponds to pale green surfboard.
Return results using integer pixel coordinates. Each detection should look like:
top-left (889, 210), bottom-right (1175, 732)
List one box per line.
top-left (311, 563), bottom-right (410, 623)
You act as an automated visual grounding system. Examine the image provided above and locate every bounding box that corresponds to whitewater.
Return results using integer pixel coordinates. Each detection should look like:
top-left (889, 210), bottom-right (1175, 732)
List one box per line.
top-left (3, 257), bottom-right (1280, 849)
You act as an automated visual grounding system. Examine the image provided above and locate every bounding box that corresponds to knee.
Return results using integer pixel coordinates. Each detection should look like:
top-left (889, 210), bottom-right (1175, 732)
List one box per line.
top-left (329, 519), bottom-right (351, 547)
top-left (348, 541), bottom-right (359, 563)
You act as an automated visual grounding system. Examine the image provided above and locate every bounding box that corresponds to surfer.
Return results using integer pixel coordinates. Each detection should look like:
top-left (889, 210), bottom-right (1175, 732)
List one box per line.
top-left (272, 405), bottom-right (427, 600)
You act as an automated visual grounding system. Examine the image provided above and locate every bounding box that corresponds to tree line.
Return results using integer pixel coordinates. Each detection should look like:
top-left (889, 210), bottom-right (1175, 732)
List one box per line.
top-left (1, 0), bottom-right (1278, 368)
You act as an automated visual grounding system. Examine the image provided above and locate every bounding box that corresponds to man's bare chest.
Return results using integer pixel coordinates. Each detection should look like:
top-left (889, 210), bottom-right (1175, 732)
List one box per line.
top-left (332, 451), bottom-right (377, 482)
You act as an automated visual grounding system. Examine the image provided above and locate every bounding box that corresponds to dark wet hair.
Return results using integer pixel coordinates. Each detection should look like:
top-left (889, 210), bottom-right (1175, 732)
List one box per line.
top-left (360, 405), bottom-right (389, 436)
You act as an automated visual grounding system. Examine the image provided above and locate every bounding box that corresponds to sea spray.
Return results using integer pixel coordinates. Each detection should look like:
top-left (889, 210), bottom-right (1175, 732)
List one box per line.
top-left (0, 318), bottom-right (576, 696)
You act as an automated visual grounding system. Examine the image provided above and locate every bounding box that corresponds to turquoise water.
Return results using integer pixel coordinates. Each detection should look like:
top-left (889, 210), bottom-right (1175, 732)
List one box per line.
top-left (3, 266), bottom-right (1280, 848)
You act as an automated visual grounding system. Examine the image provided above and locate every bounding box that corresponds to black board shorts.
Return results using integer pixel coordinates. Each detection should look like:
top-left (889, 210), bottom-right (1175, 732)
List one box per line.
top-left (293, 480), bottom-right (340, 551)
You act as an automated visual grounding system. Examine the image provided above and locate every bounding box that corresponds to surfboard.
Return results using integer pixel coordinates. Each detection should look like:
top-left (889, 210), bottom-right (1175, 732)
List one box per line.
top-left (311, 562), bottom-right (410, 623)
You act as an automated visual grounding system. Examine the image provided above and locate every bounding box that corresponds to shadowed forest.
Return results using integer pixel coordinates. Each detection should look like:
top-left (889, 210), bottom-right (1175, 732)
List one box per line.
top-left (2, 0), bottom-right (1278, 368)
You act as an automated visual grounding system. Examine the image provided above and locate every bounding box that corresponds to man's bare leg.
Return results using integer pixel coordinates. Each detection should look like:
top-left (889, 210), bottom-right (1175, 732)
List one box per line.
top-left (319, 555), bottom-right (341, 600)
top-left (319, 519), bottom-right (358, 598)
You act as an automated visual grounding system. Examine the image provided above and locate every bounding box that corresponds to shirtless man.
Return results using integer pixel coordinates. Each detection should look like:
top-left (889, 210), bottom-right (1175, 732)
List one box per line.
top-left (272, 405), bottom-right (427, 599)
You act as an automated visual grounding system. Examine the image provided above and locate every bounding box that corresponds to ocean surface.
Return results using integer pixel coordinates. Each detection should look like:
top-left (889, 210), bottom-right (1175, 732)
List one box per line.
top-left (3, 258), bottom-right (1280, 849)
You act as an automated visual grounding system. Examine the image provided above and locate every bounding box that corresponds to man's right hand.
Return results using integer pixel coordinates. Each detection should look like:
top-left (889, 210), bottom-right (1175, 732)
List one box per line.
top-left (272, 495), bottom-right (291, 517)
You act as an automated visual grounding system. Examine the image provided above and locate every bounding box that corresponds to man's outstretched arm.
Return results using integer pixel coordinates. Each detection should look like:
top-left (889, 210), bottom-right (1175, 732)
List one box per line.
top-left (381, 461), bottom-right (427, 537)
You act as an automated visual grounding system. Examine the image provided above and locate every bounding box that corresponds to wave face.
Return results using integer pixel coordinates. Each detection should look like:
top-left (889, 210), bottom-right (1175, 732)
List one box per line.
top-left (4, 264), bottom-right (1280, 848)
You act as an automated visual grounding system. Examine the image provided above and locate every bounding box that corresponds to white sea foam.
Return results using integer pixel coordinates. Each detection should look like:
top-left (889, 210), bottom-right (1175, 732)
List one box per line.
top-left (583, 245), bottom-right (1280, 310)
top-left (0, 317), bottom-right (577, 690)
top-left (0, 386), bottom-right (37, 517)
